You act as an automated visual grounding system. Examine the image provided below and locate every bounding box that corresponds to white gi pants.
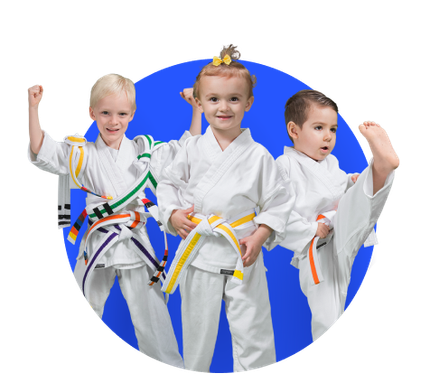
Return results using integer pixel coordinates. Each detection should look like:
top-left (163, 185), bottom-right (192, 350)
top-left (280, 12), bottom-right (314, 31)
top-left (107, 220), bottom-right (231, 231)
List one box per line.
top-left (298, 165), bottom-right (394, 341)
top-left (76, 263), bottom-right (184, 368)
top-left (180, 254), bottom-right (276, 372)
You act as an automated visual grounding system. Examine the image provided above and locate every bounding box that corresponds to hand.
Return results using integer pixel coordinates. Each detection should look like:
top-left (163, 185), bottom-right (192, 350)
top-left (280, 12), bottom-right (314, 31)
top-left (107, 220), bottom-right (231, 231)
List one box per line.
top-left (28, 85), bottom-right (43, 108)
top-left (180, 88), bottom-right (201, 110)
top-left (316, 222), bottom-right (330, 239)
top-left (240, 224), bottom-right (272, 267)
top-left (170, 206), bottom-right (197, 240)
top-left (351, 174), bottom-right (360, 183)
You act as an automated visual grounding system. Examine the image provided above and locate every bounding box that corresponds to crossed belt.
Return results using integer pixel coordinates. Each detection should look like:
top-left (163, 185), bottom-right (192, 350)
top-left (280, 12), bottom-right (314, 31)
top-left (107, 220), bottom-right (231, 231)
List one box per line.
top-left (161, 208), bottom-right (256, 295)
top-left (77, 211), bottom-right (168, 297)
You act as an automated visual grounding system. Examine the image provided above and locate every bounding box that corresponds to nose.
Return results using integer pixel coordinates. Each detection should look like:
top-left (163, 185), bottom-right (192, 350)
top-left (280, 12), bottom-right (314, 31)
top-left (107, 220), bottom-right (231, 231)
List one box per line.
top-left (324, 130), bottom-right (332, 141)
top-left (219, 100), bottom-right (230, 112)
top-left (110, 114), bottom-right (119, 125)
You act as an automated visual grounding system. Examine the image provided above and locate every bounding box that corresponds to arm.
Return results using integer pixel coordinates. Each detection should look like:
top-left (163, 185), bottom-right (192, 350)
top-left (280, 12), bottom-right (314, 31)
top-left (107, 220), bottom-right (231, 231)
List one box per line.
top-left (147, 89), bottom-right (200, 179)
top-left (253, 155), bottom-right (296, 250)
top-left (156, 143), bottom-right (193, 235)
top-left (28, 85), bottom-right (44, 154)
top-left (180, 88), bottom-right (202, 136)
top-left (28, 85), bottom-right (72, 176)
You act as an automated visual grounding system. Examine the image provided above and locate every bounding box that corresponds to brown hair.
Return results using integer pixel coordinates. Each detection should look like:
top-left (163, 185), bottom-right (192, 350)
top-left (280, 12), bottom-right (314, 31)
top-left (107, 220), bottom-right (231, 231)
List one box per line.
top-left (285, 89), bottom-right (338, 142)
top-left (193, 44), bottom-right (256, 99)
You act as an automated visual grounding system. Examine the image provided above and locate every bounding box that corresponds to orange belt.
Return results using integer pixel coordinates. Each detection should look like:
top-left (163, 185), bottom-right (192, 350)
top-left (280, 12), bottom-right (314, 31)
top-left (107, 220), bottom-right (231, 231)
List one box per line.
top-left (308, 214), bottom-right (332, 285)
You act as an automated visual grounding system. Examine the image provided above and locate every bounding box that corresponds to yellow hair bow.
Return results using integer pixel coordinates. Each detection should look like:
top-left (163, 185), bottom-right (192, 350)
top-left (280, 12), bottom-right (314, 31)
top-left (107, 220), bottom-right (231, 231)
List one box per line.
top-left (212, 54), bottom-right (232, 66)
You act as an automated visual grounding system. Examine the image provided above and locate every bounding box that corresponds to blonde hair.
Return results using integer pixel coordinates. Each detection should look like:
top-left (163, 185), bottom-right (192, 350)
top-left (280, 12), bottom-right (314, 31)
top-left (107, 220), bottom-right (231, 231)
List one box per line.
top-left (193, 44), bottom-right (257, 99)
top-left (90, 74), bottom-right (136, 111)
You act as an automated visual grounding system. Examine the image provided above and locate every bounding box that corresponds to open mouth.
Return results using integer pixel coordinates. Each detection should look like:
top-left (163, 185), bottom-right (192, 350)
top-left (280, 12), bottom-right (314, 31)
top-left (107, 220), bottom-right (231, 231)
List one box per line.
top-left (107, 127), bottom-right (120, 132)
top-left (216, 115), bottom-right (232, 120)
top-left (321, 146), bottom-right (329, 151)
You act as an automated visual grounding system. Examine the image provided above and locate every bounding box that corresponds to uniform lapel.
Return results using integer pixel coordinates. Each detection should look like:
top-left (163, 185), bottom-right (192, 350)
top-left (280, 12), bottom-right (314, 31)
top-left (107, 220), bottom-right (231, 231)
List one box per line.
top-left (96, 134), bottom-right (129, 197)
top-left (284, 146), bottom-right (345, 200)
top-left (193, 127), bottom-right (254, 213)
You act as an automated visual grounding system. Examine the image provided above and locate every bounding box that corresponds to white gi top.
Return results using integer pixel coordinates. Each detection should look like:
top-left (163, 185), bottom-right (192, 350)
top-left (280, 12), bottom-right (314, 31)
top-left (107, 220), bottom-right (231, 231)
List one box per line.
top-left (29, 131), bottom-right (190, 269)
top-left (157, 126), bottom-right (295, 273)
top-left (277, 146), bottom-right (365, 266)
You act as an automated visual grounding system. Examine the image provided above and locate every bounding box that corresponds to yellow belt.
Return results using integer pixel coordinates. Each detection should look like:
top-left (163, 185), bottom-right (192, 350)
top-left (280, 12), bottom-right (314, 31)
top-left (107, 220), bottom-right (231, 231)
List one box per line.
top-left (161, 209), bottom-right (256, 294)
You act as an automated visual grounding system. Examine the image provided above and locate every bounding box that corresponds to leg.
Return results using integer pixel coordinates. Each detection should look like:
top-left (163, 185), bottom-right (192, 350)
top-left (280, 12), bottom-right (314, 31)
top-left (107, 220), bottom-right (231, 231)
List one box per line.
top-left (298, 241), bottom-right (342, 341)
top-left (74, 261), bottom-right (117, 318)
top-left (358, 121), bottom-right (399, 194)
top-left (180, 266), bottom-right (224, 372)
top-left (117, 266), bottom-right (183, 368)
top-left (224, 254), bottom-right (276, 371)
top-left (318, 149), bottom-right (394, 323)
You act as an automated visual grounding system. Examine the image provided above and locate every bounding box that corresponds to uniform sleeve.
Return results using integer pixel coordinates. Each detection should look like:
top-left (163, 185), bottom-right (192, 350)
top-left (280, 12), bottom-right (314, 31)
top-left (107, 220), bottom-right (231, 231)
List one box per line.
top-left (278, 210), bottom-right (318, 254)
top-left (150, 131), bottom-right (192, 184)
top-left (28, 131), bottom-right (71, 176)
top-left (156, 142), bottom-right (193, 235)
top-left (253, 152), bottom-right (296, 250)
top-left (275, 154), bottom-right (318, 254)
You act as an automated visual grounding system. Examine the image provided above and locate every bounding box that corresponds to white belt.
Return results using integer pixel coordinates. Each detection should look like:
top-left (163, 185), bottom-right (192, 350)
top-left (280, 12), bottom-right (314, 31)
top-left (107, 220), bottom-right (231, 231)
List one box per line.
top-left (161, 209), bottom-right (256, 294)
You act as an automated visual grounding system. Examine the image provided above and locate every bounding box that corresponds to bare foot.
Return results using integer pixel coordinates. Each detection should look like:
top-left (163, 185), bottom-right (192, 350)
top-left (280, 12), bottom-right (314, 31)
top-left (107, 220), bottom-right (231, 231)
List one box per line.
top-left (358, 121), bottom-right (399, 194)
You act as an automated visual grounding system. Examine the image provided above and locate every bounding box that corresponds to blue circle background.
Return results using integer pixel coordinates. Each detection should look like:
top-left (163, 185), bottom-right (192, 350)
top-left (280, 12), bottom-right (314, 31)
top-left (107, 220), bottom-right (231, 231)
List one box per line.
top-left (63, 60), bottom-right (372, 372)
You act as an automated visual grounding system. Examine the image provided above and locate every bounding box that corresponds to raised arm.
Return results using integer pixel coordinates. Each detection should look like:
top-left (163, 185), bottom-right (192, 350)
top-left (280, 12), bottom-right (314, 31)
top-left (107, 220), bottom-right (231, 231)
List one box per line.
top-left (28, 85), bottom-right (44, 155)
top-left (180, 88), bottom-right (202, 136)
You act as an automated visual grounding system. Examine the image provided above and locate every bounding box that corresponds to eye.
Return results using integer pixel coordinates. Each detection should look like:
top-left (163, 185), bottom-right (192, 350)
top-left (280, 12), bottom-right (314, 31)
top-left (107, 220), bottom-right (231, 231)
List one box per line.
top-left (230, 97), bottom-right (239, 102)
top-left (330, 127), bottom-right (337, 133)
top-left (119, 112), bottom-right (128, 117)
top-left (101, 111), bottom-right (109, 115)
top-left (209, 97), bottom-right (218, 102)
top-left (315, 125), bottom-right (322, 131)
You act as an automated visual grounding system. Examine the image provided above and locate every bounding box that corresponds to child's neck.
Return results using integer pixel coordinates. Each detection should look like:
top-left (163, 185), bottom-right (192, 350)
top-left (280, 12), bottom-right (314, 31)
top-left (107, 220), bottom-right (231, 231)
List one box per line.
top-left (211, 126), bottom-right (242, 151)
top-left (292, 146), bottom-right (319, 162)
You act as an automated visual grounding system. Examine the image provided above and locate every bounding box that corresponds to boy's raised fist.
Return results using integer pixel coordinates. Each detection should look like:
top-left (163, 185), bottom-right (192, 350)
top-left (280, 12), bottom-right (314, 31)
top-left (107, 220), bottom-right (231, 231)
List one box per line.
top-left (28, 85), bottom-right (43, 107)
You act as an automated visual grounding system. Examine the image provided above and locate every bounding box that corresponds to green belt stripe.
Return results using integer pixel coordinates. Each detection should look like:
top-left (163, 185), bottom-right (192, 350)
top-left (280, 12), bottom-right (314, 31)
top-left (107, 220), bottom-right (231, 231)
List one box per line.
top-left (89, 171), bottom-right (158, 219)
top-left (137, 153), bottom-right (151, 160)
top-left (143, 135), bottom-right (153, 149)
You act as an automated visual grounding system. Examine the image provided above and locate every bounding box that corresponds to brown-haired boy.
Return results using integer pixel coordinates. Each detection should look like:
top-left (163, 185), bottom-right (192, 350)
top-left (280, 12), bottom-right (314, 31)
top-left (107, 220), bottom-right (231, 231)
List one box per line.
top-left (277, 89), bottom-right (399, 341)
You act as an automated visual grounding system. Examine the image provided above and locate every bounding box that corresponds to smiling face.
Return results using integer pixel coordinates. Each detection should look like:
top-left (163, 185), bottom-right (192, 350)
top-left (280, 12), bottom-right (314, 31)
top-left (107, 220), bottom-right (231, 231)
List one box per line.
top-left (89, 91), bottom-right (135, 150)
top-left (288, 104), bottom-right (338, 161)
top-left (196, 75), bottom-right (254, 143)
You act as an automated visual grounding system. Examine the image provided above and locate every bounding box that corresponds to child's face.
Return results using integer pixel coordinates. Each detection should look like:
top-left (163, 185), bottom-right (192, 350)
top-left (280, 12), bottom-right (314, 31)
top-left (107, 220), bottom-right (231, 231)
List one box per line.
top-left (196, 75), bottom-right (253, 138)
top-left (289, 105), bottom-right (338, 161)
top-left (89, 91), bottom-right (135, 150)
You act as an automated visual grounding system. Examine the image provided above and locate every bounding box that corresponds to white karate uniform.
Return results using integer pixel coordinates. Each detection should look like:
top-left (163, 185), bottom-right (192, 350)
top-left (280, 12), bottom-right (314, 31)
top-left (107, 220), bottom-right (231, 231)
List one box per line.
top-left (29, 131), bottom-right (187, 368)
top-left (277, 146), bottom-right (394, 341)
top-left (157, 126), bottom-right (295, 372)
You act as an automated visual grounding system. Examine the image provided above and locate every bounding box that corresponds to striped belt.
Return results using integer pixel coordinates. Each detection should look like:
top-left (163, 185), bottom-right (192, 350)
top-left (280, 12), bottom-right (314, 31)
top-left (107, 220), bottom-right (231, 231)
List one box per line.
top-left (63, 134), bottom-right (168, 295)
top-left (161, 209), bottom-right (256, 295)
top-left (79, 211), bottom-right (168, 297)
top-left (308, 213), bottom-right (335, 285)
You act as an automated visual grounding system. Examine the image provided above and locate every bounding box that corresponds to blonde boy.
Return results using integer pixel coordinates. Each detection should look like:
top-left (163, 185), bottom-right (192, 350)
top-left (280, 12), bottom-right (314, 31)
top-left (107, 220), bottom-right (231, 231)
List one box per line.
top-left (28, 74), bottom-right (201, 367)
top-left (156, 46), bottom-right (295, 372)
top-left (277, 89), bottom-right (399, 341)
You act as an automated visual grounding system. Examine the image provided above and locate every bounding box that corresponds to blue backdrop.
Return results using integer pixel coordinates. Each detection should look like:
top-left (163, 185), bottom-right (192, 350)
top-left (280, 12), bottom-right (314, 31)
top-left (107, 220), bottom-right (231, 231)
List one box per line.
top-left (63, 60), bottom-right (372, 372)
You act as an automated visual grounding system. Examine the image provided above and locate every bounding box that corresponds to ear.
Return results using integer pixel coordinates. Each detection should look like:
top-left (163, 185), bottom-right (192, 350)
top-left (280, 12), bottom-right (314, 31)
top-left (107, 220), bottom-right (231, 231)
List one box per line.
top-left (129, 109), bottom-right (136, 122)
top-left (89, 106), bottom-right (96, 121)
top-left (245, 96), bottom-right (254, 112)
top-left (287, 121), bottom-right (300, 140)
top-left (195, 98), bottom-right (204, 114)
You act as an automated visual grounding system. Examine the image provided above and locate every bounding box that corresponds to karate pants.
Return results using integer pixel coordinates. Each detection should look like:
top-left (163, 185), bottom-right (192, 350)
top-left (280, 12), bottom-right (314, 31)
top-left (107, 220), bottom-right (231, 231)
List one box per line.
top-left (75, 263), bottom-right (184, 368)
top-left (298, 165), bottom-right (394, 341)
top-left (180, 254), bottom-right (276, 372)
